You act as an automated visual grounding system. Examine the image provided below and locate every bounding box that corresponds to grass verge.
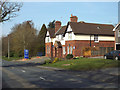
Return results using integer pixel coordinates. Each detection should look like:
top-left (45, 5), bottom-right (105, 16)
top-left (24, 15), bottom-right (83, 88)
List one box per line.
top-left (2, 56), bottom-right (24, 61)
top-left (43, 58), bottom-right (120, 71)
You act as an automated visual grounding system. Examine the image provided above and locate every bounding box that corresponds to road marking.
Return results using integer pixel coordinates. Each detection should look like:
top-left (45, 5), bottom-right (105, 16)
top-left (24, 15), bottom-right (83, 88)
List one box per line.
top-left (21, 70), bottom-right (26, 72)
top-left (40, 77), bottom-right (45, 80)
top-left (2, 68), bottom-right (38, 88)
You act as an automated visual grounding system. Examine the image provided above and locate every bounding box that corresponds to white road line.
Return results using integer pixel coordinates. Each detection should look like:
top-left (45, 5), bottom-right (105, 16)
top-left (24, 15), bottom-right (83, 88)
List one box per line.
top-left (21, 70), bottom-right (26, 72)
top-left (40, 77), bottom-right (45, 80)
top-left (2, 68), bottom-right (38, 88)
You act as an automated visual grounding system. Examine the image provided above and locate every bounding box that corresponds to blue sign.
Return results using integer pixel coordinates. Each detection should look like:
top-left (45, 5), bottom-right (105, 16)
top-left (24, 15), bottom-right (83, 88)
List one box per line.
top-left (24, 49), bottom-right (29, 59)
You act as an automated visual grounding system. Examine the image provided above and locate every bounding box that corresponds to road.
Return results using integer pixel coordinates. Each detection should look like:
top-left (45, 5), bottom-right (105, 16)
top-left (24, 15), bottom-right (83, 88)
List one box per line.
top-left (2, 60), bottom-right (120, 88)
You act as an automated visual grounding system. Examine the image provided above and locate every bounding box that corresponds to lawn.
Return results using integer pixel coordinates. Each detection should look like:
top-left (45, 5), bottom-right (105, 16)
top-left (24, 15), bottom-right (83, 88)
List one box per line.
top-left (2, 56), bottom-right (24, 61)
top-left (43, 58), bottom-right (120, 71)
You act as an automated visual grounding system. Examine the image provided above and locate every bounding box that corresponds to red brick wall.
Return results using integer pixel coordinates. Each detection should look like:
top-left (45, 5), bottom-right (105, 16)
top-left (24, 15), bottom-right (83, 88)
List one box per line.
top-left (53, 47), bottom-right (62, 58)
top-left (45, 42), bottom-right (53, 57)
top-left (62, 45), bottom-right (66, 58)
top-left (46, 40), bottom-right (115, 58)
top-left (55, 21), bottom-right (61, 33)
top-left (65, 40), bottom-right (115, 57)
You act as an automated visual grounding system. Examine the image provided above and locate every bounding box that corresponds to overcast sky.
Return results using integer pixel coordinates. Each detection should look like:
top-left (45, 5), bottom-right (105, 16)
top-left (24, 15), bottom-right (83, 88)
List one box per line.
top-left (2, 2), bottom-right (118, 36)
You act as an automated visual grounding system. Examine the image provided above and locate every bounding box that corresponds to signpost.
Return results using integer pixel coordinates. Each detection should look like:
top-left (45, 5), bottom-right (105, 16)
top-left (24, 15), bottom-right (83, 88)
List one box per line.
top-left (24, 49), bottom-right (29, 59)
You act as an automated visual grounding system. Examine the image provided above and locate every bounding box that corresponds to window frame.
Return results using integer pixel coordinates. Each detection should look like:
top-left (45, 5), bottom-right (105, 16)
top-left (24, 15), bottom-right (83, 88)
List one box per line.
top-left (67, 46), bottom-right (69, 54)
top-left (70, 46), bottom-right (73, 54)
top-left (63, 47), bottom-right (66, 55)
top-left (118, 30), bottom-right (120, 37)
top-left (94, 35), bottom-right (99, 42)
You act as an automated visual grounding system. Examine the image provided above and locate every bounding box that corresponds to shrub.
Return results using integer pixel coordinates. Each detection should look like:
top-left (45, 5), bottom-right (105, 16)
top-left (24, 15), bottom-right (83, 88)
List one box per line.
top-left (52, 58), bottom-right (59, 63)
top-left (66, 54), bottom-right (73, 59)
top-left (45, 59), bottom-right (51, 64)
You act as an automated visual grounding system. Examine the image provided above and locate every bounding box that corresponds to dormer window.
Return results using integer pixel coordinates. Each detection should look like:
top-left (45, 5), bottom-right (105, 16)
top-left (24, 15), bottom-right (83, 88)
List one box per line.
top-left (97, 26), bottom-right (100, 29)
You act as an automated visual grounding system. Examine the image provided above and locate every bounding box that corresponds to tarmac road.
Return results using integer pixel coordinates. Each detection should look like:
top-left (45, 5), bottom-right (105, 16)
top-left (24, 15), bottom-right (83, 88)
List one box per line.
top-left (2, 59), bottom-right (120, 88)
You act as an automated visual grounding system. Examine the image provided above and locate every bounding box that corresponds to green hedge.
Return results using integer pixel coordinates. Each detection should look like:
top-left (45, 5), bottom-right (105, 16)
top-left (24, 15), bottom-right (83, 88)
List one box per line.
top-left (66, 54), bottom-right (73, 59)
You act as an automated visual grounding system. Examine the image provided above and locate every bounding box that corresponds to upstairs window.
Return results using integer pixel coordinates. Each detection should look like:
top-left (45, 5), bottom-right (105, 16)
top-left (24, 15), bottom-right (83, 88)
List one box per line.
top-left (94, 35), bottom-right (98, 42)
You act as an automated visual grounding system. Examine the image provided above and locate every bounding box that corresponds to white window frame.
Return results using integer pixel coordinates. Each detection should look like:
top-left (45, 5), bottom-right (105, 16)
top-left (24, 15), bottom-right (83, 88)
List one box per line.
top-left (67, 46), bottom-right (69, 54)
top-left (118, 30), bottom-right (120, 37)
top-left (47, 46), bottom-right (49, 54)
top-left (94, 35), bottom-right (99, 42)
top-left (70, 46), bottom-right (73, 54)
top-left (47, 46), bottom-right (50, 54)
top-left (63, 47), bottom-right (66, 54)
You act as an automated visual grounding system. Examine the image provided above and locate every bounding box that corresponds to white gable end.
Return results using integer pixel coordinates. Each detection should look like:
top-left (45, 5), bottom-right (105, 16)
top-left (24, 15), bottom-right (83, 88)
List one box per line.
top-left (46, 31), bottom-right (49, 36)
top-left (67, 25), bottom-right (72, 32)
top-left (64, 25), bottom-right (75, 41)
top-left (45, 31), bottom-right (52, 43)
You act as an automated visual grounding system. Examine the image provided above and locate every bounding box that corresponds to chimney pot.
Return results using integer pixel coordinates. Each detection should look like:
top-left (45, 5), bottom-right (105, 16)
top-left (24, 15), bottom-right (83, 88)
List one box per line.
top-left (55, 21), bottom-right (61, 33)
top-left (70, 14), bottom-right (78, 22)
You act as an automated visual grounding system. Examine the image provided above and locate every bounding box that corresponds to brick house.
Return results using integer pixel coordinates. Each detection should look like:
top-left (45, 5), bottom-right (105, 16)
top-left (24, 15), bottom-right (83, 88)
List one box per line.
top-left (45, 14), bottom-right (115, 58)
top-left (113, 22), bottom-right (120, 50)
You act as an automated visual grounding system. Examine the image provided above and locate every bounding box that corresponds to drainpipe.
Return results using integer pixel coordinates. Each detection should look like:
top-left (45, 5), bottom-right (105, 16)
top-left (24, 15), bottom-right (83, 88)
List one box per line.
top-left (90, 35), bottom-right (91, 47)
top-left (8, 35), bottom-right (10, 59)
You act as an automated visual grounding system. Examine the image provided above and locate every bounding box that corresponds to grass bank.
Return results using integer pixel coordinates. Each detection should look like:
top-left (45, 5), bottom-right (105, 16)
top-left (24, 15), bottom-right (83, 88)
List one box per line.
top-left (43, 58), bottom-right (120, 71)
top-left (2, 56), bottom-right (24, 61)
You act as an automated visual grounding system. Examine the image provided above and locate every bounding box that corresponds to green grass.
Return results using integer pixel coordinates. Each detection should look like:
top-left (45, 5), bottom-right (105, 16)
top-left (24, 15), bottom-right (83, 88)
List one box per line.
top-left (43, 58), bottom-right (120, 71)
top-left (2, 56), bottom-right (24, 61)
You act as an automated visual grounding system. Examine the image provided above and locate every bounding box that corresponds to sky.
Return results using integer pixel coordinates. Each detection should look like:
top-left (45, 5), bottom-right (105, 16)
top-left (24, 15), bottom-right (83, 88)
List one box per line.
top-left (2, 2), bottom-right (118, 36)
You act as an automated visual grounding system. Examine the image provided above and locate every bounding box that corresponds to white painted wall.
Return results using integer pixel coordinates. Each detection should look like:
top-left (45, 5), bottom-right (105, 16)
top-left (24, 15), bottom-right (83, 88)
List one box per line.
top-left (75, 35), bottom-right (114, 41)
top-left (64, 25), bottom-right (75, 41)
top-left (46, 31), bottom-right (49, 36)
top-left (45, 31), bottom-right (52, 43)
top-left (64, 25), bottom-right (115, 41)
top-left (53, 35), bottom-right (65, 45)
top-left (46, 24), bottom-right (115, 45)
top-left (98, 36), bottom-right (115, 41)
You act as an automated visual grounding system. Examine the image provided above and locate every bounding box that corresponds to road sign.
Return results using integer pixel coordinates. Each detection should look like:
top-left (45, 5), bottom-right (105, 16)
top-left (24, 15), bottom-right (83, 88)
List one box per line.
top-left (24, 49), bottom-right (29, 59)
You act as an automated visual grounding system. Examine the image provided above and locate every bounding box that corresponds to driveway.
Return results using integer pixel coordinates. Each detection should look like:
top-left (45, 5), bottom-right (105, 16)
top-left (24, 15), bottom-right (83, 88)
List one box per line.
top-left (2, 59), bottom-right (119, 88)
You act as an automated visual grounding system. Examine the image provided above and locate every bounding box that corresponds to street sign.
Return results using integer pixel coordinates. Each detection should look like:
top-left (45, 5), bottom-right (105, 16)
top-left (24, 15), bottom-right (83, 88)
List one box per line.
top-left (24, 49), bottom-right (29, 59)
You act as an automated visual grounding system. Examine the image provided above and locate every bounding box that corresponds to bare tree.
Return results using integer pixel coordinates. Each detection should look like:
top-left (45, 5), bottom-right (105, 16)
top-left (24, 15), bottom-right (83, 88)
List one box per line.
top-left (0, 0), bottom-right (23, 22)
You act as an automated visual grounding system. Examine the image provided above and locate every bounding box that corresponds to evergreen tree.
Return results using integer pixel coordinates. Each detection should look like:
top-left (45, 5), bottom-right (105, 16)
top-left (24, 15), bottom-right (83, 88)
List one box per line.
top-left (48, 20), bottom-right (55, 29)
top-left (37, 24), bottom-right (47, 55)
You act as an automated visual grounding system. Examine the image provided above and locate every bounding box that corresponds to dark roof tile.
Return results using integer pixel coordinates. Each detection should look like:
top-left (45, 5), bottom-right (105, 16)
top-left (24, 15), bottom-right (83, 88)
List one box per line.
top-left (47, 28), bottom-right (55, 38)
top-left (67, 22), bottom-right (114, 36)
top-left (56, 26), bottom-right (67, 35)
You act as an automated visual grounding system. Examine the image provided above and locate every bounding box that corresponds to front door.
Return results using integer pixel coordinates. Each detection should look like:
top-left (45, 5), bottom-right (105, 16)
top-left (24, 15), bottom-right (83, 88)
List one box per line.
top-left (55, 47), bottom-right (57, 57)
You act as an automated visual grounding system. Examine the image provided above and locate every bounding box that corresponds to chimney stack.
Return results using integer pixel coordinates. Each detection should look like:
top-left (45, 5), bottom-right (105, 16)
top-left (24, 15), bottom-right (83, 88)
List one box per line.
top-left (55, 21), bottom-right (61, 33)
top-left (70, 14), bottom-right (78, 22)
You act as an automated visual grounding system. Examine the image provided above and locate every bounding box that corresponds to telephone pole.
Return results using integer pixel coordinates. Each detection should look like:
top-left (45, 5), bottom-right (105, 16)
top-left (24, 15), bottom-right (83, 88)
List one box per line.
top-left (8, 35), bottom-right (10, 59)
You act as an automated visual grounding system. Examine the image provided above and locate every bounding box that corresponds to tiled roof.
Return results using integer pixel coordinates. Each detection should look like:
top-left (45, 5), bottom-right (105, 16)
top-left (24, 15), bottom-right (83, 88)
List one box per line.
top-left (55, 26), bottom-right (67, 35)
top-left (47, 28), bottom-right (55, 38)
top-left (65, 22), bottom-right (114, 36)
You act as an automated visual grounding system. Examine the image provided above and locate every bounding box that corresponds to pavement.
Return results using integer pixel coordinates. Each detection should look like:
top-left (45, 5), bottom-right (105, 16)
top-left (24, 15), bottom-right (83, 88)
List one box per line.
top-left (88, 56), bottom-right (104, 59)
top-left (1, 57), bottom-right (120, 88)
